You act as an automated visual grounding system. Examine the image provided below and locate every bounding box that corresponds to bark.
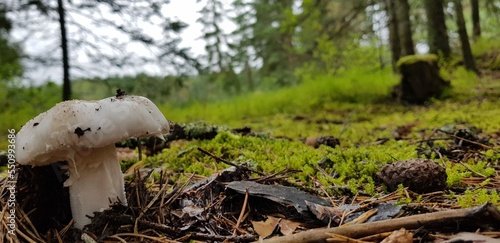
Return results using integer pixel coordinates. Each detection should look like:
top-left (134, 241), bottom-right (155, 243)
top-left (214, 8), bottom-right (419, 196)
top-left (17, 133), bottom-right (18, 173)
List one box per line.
top-left (471, 0), bottom-right (481, 40)
top-left (384, 0), bottom-right (401, 72)
top-left (454, 0), bottom-right (479, 74)
top-left (57, 0), bottom-right (71, 101)
top-left (424, 0), bottom-right (451, 58)
top-left (395, 0), bottom-right (414, 56)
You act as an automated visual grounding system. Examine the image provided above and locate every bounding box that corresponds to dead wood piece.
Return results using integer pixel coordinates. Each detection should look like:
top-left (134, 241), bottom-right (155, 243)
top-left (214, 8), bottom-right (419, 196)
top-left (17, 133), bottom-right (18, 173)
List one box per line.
top-left (258, 203), bottom-right (500, 243)
top-left (183, 166), bottom-right (249, 193)
top-left (393, 55), bottom-right (450, 104)
top-left (226, 181), bottom-right (330, 219)
top-left (166, 122), bottom-right (220, 141)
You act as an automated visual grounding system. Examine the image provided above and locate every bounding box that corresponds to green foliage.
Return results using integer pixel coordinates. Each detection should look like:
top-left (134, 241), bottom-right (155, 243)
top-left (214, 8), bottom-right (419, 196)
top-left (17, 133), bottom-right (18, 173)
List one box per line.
top-left (457, 189), bottom-right (499, 208)
top-left (146, 130), bottom-right (416, 194)
top-left (446, 160), bottom-right (496, 187)
top-left (471, 38), bottom-right (500, 57)
top-left (0, 82), bottom-right (60, 149)
top-left (0, 37), bottom-right (23, 82)
top-left (73, 73), bottom-right (177, 103)
top-left (120, 158), bottom-right (138, 172)
top-left (161, 67), bottom-right (398, 126)
top-left (396, 184), bottom-right (413, 205)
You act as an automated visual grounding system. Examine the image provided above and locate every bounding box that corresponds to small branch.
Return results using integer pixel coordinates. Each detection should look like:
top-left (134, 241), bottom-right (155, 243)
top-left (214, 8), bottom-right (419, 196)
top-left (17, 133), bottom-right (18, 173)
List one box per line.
top-left (459, 162), bottom-right (487, 178)
top-left (258, 204), bottom-right (500, 243)
top-left (233, 188), bottom-right (249, 236)
top-left (449, 134), bottom-right (494, 150)
top-left (189, 233), bottom-right (257, 242)
top-left (197, 147), bottom-right (265, 176)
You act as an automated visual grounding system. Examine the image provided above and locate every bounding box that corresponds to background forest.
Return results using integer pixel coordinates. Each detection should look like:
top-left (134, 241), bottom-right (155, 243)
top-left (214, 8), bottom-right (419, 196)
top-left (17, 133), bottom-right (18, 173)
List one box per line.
top-left (0, 0), bottom-right (499, 147)
top-left (0, 0), bottom-right (500, 124)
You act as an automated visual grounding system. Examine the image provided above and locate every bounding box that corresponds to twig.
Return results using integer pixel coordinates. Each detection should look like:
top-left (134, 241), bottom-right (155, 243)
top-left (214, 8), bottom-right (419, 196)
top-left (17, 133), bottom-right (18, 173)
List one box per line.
top-left (252, 168), bottom-right (299, 183)
top-left (310, 175), bottom-right (337, 207)
top-left (58, 219), bottom-right (74, 237)
top-left (342, 209), bottom-right (378, 226)
top-left (110, 232), bottom-right (178, 243)
top-left (358, 232), bottom-right (393, 241)
top-left (134, 174), bottom-right (193, 233)
top-left (450, 134), bottom-right (494, 150)
top-left (197, 147), bottom-right (265, 176)
top-left (233, 188), bottom-right (250, 236)
top-left (54, 229), bottom-right (64, 243)
top-left (136, 220), bottom-right (177, 235)
top-left (189, 232), bottom-right (257, 242)
top-left (108, 235), bottom-right (128, 243)
top-left (459, 162), bottom-right (487, 177)
top-left (326, 232), bottom-right (372, 243)
top-left (258, 203), bottom-right (500, 243)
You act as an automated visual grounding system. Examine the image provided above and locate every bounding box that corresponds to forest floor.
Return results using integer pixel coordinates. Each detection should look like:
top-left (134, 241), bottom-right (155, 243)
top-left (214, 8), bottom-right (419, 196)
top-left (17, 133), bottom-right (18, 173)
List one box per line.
top-left (2, 66), bottom-right (500, 242)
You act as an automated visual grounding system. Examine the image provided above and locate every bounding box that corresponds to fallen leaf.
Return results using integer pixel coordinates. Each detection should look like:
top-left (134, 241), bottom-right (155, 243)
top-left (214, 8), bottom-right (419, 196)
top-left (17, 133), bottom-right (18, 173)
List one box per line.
top-left (182, 205), bottom-right (204, 218)
top-left (278, 219), bottom-right (301, 236)
top-left (251, 216), bottom-right (280, 238)
top-left (440, 232), bottom-right (500, 243)
top-left (381, 228), bottom-right (413, 243)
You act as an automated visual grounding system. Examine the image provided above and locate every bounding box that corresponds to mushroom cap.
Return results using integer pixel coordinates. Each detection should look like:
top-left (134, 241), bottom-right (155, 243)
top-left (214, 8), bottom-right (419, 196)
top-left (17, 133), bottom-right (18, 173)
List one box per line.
top-left (15, 95), bottom-right (170, 166)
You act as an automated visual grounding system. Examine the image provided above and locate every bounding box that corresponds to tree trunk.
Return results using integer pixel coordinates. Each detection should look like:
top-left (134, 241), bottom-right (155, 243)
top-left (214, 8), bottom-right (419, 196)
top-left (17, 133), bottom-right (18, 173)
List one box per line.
top-left (454, 0), bottom-right (479, 74)
top-left (471, 0), bottom-right (481, 40)
top-left (58, 0), bottom-right (71, 101)
top-left (245, 60), bottom-right (254, 91)
top-left (393, 55), bottom-right (450, 104)
top-left (424, 0), bottom-right (450, 58)
top-left (395, 0), bottom-right (414, 56)
top-left (384, 0), bottom-right (401, 72)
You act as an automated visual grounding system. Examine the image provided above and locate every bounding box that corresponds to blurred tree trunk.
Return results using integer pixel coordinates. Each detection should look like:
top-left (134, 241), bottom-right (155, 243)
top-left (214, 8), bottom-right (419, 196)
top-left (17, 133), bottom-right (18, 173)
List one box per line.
top-left (393, 55), bottom-right (450, 104)
top-left (424, 0), bottom-right (450, 58)
top-left (384, 0), bottom-right (401, 72)
top-left (453, 0), bottom-right (479, 74)
top-left (471, 0), bottom-right (481, 40)
top-left (395, 0), bottom-right (414, 56)
top-left (244, 60), bottom-right (254, 91)
top-left (57, 0), bottom-right (71, 101)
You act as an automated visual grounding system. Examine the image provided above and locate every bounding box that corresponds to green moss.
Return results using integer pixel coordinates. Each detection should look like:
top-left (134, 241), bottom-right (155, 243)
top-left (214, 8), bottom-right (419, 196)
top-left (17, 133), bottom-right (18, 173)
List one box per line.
top-left (120, 159), bottom-right (138, 172)
top-left (491, 53), bottom-right (500, 69)
top-left (457, 189), bottom-right (499, 208)
top-left (396, 54), bottom-right (439, 68)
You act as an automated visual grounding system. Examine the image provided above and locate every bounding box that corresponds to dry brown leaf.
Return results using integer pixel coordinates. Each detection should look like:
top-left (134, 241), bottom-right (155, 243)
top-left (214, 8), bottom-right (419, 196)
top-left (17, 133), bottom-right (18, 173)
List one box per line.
top-left (251, 216), bottom-right (280, 238)
top-left (278, 219), bottom-right (301, 236)
top-left (381, 228), bottom-right (413, 243)
top-left (440, 232), bottom-right (500, 243)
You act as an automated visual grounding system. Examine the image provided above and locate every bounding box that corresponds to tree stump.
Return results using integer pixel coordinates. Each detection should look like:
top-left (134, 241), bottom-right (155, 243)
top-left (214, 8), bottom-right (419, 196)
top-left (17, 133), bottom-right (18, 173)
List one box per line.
top-left (393, 54), bottom-right (450, 104)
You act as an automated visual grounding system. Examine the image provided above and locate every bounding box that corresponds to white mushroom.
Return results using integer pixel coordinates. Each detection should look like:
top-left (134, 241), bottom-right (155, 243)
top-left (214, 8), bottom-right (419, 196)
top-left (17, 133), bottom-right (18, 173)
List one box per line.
top-left (15, 95), bottom-right (169, 229)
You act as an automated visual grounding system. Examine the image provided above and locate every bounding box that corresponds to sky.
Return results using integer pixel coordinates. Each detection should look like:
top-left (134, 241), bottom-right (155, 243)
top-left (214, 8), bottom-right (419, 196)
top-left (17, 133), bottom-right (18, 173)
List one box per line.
top-left (9, 0), bottom-right (235, 85)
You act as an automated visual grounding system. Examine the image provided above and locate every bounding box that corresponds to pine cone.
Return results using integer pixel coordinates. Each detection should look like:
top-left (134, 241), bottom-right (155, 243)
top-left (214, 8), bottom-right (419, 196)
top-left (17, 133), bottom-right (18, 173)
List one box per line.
top-left (377, 158), bottom-right (447, 193)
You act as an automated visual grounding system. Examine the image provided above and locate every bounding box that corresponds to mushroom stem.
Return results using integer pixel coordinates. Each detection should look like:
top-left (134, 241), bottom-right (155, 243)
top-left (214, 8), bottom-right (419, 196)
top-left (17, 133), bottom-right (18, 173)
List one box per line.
top-left (65, 144), bottom-right (127, 229)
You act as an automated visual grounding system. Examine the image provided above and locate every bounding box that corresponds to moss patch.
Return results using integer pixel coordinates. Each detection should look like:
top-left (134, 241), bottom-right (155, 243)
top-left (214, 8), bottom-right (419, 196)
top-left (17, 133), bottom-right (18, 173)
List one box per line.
top-left (396, 54), bottom-right (439, 68)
